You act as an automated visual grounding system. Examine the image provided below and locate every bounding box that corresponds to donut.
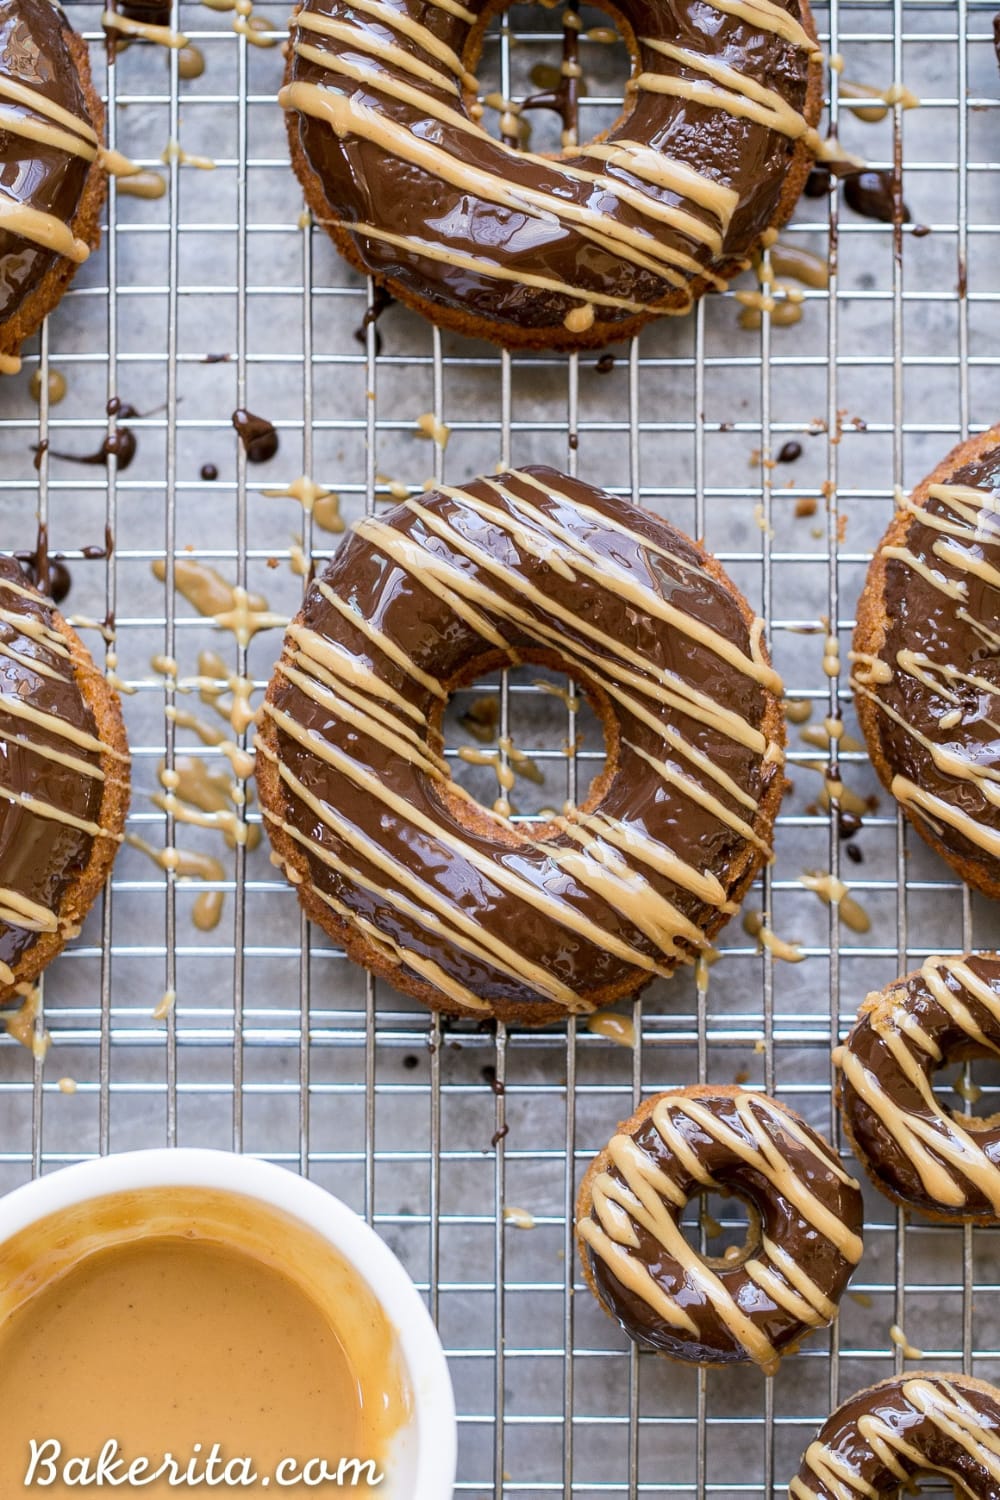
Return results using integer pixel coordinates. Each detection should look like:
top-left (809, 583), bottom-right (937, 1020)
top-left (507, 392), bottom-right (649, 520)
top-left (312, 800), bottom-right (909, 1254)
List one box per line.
top-left (852, 425), bottom-right (1000, 897)
top-left (0, 0), bottom-right (106, 376)
top-left (575, 1085), bottom-right (863, 1374)
top-left (834, 952), bottom-right (1000, 1224)
top-left (278, 0), bottom-right (823, 350)
top-left (255, 465), bottom-right (786, 1025)
top-left (0, 558), bottom-right (130, 1005)
top-left (789, 1373), bottom-right (1000, 1498)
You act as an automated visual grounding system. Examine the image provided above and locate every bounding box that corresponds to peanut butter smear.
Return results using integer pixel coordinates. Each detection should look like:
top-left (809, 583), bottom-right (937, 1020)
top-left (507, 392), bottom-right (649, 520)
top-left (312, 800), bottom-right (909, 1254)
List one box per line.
top-left (0, 1187), bottom-right (409, 1495)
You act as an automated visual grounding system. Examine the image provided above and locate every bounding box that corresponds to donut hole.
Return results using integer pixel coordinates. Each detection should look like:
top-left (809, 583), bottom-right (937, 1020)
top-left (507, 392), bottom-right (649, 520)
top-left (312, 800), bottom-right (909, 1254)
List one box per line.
top-left (932, 1052), bottom-right (1000, 1132)
top-left (679, 1191), bottom-right (757, 1270)
top-left (468, 2), bottom-right (634, 157)
top-left (439, 656), bottom-right (610, 823)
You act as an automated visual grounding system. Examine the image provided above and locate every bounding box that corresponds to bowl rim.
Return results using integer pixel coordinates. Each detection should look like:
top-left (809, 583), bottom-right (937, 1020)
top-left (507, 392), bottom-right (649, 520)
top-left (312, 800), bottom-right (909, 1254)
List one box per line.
top-left (0, 1147), bottom-right (456, 1499)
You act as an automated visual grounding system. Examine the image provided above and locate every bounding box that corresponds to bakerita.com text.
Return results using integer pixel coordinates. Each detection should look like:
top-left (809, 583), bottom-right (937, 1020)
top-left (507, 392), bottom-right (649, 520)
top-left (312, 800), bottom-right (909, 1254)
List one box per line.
top-left (24, 1440), bottom-right (383, 1488)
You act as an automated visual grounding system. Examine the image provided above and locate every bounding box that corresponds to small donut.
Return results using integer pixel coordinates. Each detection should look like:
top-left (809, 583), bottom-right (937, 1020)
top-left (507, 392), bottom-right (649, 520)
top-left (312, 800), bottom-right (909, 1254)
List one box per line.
top-left (0, 558), bottom-right (130, 1004)
top-left (279, 0), bottom-right (823, 350)
top-left (575, 1085), bottom-right (863, 1374)
top-left (852, 425), bottom-right (1000, 897)
top-left (789, 1373), bottom-right (1000, 1499)
top-left (255, 466), bottom-right (785, 1024)
top-left (834, 952), bottom-right (1000, 1224)
top-left (0, 0), bottom-right (106, 376)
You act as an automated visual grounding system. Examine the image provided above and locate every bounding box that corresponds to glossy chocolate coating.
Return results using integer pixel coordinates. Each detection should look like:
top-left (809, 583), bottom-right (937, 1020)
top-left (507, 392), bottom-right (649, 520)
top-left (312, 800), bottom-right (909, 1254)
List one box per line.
top-left (581, 1089), bottom-right (862, 1368)
top-left (0, 558), bottom-right (103, 979)
top-left (836, 954), bottom-right (1000, 1222)
top-left (285, 0), bottom-right (815, 334)
top-left (790, 1374), bottom-right (1000, 1498)
top-left (0, 0), bottom-right (94, 322)
top-left (874, 442), bottom-right (1000, 890)
top-left (261, 466), bottom-right (781, 1014)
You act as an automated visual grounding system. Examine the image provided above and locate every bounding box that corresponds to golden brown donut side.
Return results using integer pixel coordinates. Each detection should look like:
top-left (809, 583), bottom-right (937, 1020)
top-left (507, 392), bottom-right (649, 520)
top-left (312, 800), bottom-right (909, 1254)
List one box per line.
top-left (852, 423), bottom-right (1000, 897)
top-left (0, 26), bottom-right (107, 370)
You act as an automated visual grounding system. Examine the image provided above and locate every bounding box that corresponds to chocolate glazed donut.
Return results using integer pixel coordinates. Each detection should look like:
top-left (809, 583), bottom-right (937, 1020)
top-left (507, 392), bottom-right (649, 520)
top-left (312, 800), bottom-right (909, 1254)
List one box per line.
top-left (255, 466), bottom-right (786, 1024)
top-left (789, 1373), bottom-right (1000, 1498)
top-left (575, 1086), bottom-right (863, 1374)
top-left (0, 558), bottom-right (130, 1005)
top-left (852, 425), bottom-right (1000, 898)
top-left (834, 953), bottom-right (1000, 1224)
top-left (279, 0), bottom-right (823, 350)
top-left (0, 0), bottom-right (106, 373)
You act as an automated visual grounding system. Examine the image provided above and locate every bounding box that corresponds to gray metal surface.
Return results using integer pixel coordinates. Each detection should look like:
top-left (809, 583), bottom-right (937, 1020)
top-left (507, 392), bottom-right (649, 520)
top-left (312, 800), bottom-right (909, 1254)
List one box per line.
top-left (0, 1), bottom-right (999, 1494)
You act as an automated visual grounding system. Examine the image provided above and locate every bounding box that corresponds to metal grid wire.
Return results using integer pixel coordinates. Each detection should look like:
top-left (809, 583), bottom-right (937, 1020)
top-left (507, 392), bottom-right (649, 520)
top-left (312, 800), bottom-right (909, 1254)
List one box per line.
top-left (0, 0), bottom-right (999, 1493)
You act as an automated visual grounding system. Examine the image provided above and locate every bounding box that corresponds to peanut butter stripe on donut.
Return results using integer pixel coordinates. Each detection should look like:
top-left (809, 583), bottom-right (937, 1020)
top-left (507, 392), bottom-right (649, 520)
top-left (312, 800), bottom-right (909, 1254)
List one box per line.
top-left (0, 560), bottom-right (127, 992)
top-left (835, 952), bottom-right (1000, 1222)
top-left (790, 1374), bottom-right (1000, 1499)
top-left (257, 468), bottom-right (784, 1018)
top-left (577, 1088), bottom-right (862, 1373)
top-left (281, 0), bottom-right (819, 340)
top-left (852, 435), bottom-right (1000, 893)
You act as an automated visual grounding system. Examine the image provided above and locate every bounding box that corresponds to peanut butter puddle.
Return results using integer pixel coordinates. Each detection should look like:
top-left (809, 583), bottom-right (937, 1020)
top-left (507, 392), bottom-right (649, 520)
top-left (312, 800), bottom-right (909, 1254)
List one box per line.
top-left (0, 1186), bottom-right (409, 1494)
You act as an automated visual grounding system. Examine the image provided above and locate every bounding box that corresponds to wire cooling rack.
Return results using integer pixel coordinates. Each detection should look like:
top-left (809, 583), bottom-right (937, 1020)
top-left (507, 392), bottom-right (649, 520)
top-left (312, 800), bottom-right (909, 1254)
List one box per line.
top-left (0, 1), bottom-right (999, 1494)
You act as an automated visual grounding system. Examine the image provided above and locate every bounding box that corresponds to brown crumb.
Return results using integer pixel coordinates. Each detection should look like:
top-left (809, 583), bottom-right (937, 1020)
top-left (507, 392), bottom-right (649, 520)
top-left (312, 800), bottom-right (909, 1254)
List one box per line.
top-left (795, 497), bottom-right (817, 518)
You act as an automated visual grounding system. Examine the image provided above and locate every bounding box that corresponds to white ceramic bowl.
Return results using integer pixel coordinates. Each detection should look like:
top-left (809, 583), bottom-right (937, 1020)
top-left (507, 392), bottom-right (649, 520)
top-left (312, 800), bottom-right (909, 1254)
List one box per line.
top-left (0, 1148), bottom-right (456, 1500)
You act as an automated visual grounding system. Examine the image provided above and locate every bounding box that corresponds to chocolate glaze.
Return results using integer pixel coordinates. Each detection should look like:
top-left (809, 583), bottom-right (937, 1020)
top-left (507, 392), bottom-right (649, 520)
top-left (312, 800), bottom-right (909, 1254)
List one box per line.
top-left (579, 1088), bottom-right (862, 1371)
top-left (0, 0), bottom-right (94, 322)
top-left (259, 466), bottom-right (784, 1017)
top-left (282, 0), bottom-right (819, 337)
top-left (836, 953), bottom-right (1000, 1223)
top-left (0, 558), bottom-right (104, 980)
top-left (790, 1373), bottom-right (1000, 1498)
top-left (855, 440), bottom-right (1000, 891)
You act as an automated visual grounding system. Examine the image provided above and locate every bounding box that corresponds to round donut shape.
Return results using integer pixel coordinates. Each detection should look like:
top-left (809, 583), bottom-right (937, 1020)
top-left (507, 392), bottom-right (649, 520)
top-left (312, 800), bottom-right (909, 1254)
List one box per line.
top-left (255, 466), bottom-right (786, 1025)
top-left (575, 1085), bottom-right (863, 1374)
top-left (852, 424), bottom-right (1000, 898)
top-left (0, 559), bottom-right (130, 1005)
top-left (0, 0), bottom-right (106, 373)
top-left (834, 952), bottom-right (1000, 1225)
top-left (789, 1373), bottom-right (1000, 1499)
top-left (279, 0), bottom-right (823, 350)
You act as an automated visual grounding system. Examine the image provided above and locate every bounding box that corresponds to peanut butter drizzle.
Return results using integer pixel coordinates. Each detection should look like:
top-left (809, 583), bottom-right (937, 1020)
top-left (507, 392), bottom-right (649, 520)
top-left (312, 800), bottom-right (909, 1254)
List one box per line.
top-left (888, 1322), bottom-right (923, 1359)
top-left (263, 475), bottom-right (344, 533)
top-left (800, 871), bottom-right (871, 933)
top-left (116, 169), bottom-right (167, 199)
top-left (151, 558), bottom-right (286, 647)
top-left (127, 834), bottom-right (226, 884)
top-left (101, 9), bottom-right (188, 45)
top-left (192, 889), bottom-right (224, 930)
top-left (580, 1091), bottom-right (861, 1374)
top-left (3, 982), bottom-right (50, 1060)
top-left (152, 988), bottom-right (175, 1020)
top-left (834, 954), bottom-right (1000, 1219)
top-left (586, 1010), bottom-right (636, 1047)
top-left (790, 1374), bottom-right (1000, 1499)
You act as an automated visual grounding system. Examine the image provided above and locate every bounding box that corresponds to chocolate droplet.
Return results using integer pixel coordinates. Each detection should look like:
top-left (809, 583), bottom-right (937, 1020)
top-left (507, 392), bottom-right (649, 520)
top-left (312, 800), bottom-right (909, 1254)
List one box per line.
top-left (232, 409), bottom-right (279, 463)
top-left (200, 463), bottom-right (219, 481)
top-left (844, 170), bottom-right (910, 225)
top-left (777, 440), bottom-right (802, 464)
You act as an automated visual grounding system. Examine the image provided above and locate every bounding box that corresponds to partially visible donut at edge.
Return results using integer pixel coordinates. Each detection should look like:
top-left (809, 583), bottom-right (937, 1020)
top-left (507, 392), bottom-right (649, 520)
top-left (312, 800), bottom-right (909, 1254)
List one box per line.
top-left (0, 0), bottom-right (106, 375)
top-left (255, 466), bottom-right (786, 1025)
top-left (279, 0), bottom-right (823, 350)
top-left (852, 424), bottom-right (1000, 897)
top-left (0, 558), bottom-right (130, 1006)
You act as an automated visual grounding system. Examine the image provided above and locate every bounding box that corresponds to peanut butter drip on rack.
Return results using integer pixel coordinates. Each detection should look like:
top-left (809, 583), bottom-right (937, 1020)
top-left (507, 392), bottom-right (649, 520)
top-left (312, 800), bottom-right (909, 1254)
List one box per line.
top-left (280, 0), bottom-right (817, 336)
top-left (835, 952), bottom-right (1000, 1222)
top-left (790, 1373), bottom-right (1000, 1499)
top-left (579, 1089), bottom-right (861, 1373)
top-left (0, 0), bottom-right (100, 318)
top-left (852, 447), bottom-right (1000, 886)
top-left (0, 560), bottom-right (125, 990)
top-left (260, 466), bottom-right (783, 1015)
